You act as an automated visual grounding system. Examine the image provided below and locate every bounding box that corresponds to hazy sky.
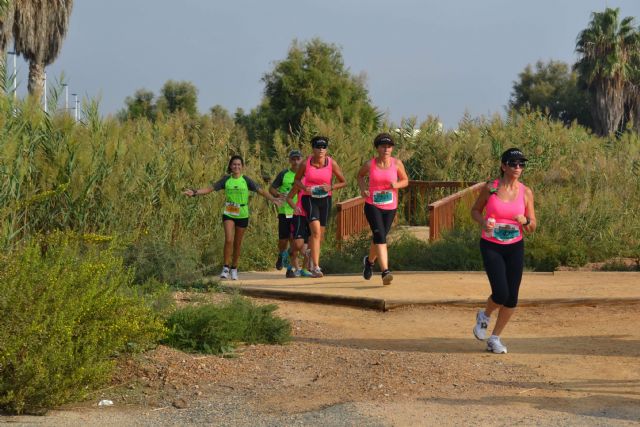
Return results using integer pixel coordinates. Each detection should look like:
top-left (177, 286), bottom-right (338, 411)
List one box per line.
top-left (16, 0), bottom-right (640, 128)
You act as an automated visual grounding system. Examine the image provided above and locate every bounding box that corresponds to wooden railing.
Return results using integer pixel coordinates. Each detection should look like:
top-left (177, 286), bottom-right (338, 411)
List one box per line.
top-left (427, 182), bottom-right (484, 240)
top-left (335, 180), bottom-right (482, 242)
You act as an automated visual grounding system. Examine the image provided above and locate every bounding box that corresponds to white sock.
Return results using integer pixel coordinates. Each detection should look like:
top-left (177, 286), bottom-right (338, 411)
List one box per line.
top-left (489, 334), bottom-right (499, 340)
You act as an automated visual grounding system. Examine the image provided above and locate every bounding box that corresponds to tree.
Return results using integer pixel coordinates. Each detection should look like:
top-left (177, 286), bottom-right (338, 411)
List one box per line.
top-left (12, 0), bottom-right (74, 97)
top-left (118, 88), bottom-right (156, 121)
top-left (156, 80), bottom-right (198, 116)
top-left (510, 60), bottom-right (592, 128)
top-left (0, 0), bottom-right (14, 52)
top-left (574, 7), bottom-right (640, 135)
top-left (253, 38), bottom-right (379, 141)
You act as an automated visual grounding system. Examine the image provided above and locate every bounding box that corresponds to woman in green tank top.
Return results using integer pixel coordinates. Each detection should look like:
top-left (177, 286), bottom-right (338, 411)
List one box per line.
top-left (184, 155), bottom-right (281, 280)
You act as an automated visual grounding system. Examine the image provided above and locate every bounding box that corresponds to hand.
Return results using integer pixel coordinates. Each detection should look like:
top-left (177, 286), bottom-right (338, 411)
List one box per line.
top-left (514, 215), bottom-right (527, 225)
top-left (389, 182), bottom-right (396, 190)
top-left (360, 190), bottom-right (370, 198)
top-left (321, 183), bottom-right (332, 192)
top-left (272, 198), bottom-right (283, 206)
top-left (484, 218), bottom-right (496, 231)
top-left (183, 189), bottom-right (197, 197)
top-left (294, 206), bottom-right (303, 216)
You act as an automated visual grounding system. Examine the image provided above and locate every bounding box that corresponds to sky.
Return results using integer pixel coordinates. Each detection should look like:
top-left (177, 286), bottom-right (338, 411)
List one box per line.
top-left (12, 0), bottom-right (640, 128)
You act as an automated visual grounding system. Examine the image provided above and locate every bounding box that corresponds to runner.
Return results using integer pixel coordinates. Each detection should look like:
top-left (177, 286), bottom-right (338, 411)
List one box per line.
top-left (184, 155), bottom-right (281, 280)
top-left (286, 175), bottom-right (313, 277)
top-left (470, 148), bottom-right (537, 353)
top-left (357, 133), bottom-right (409, 285)
top-left (269, 150), bottom-right (304, 276)
top-left (293, 136), bottom-right (347, 278)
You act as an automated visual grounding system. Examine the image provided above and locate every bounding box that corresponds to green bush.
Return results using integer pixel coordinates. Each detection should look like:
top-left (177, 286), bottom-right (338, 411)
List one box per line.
top-left (163, 295), bottom-right (291, 355)
top-left (0, 234), bottom-right (166, 415)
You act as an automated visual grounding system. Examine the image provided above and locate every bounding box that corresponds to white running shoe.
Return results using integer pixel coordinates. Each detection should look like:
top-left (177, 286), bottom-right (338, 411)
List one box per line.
top-left (220, 266), bottom-right (230, 279)
top-left (487, 336), bottom-right (508, 354)
top-left (473, 310), bottom-right (490, 341)
top-left (230, 268), bottom-right (239, 281)
top-left (311, 266), bottom-right (323, 278)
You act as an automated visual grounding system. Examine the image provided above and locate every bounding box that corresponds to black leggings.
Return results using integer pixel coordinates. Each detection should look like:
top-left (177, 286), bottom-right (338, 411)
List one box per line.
top-left (364, 203), bottom-right (396, 244)
top-left (480, 238), bottom-right (524, 308)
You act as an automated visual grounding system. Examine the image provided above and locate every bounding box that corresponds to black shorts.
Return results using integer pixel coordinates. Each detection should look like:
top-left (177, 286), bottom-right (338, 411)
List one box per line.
top-left (364, 203), bottom-right (396, 244)
top-left (291, 215), bottom-right (310, 242)
top-left (222, 215), bottom-right (249, 228)
top-left (301, 195), bottom-right (332, 227)
top-left (278, 214), bottom-right (294, 240)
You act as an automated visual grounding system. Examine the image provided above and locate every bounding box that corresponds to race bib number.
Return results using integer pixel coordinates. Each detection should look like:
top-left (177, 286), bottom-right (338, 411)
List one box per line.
top-left (223, 202), bottom-right (241, 216)
top-left (285, 214), bottom-right (293, 219)
top-left (310, 185), bottom-right (329, 198)
top-left (493, 222), bottom-right (521, 242)
top-left (372, 190), bottom-right (394, 206)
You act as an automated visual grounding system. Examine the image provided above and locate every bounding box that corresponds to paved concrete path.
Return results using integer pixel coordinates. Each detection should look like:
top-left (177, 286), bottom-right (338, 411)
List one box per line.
top-left (222, 271), bottom-right (640, 310)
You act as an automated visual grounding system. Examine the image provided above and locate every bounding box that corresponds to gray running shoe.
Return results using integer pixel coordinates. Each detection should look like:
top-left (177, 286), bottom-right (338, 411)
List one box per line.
top-left (487, 336), bottom-right (507, 354)
top-left (473, 310), bottom-right (490, 341)
top-left (220, 266), bottom-right (230, 279)
top-left (381, 270), bottom-right (393, 286)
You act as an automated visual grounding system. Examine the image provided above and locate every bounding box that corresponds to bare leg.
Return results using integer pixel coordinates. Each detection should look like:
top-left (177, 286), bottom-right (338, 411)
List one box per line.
top-left (291, 238), bottom-right (304, 270)
top-left (278, 239), bottom-right (288, 253)
top-left (308, 220), bottom-right (322, 268)
top-left (231, 226), bottom-right (246, 267)
top-left (483, 296), bottom-right (515, 336)
top-left (223, 220), bottom-right (235, 265)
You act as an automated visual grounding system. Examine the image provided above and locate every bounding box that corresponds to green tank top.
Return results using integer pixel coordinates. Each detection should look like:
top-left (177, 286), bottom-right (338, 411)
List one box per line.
top-left (223, 176), bottom-right (250, 219)
top-left (277, 170), bottom-right (297, 215)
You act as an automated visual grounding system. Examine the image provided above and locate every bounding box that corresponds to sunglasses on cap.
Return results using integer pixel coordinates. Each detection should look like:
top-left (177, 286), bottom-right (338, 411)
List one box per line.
top-left (506, 160), bottom-right (527, 169)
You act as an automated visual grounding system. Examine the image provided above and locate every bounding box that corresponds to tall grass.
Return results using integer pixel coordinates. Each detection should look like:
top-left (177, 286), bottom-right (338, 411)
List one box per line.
top-left (1, 97), bottom-right (638, 273)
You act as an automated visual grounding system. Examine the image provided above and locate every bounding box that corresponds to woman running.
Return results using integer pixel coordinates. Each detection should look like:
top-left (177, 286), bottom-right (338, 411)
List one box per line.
top-left (293, 136), bottom-right (347, 278)
top-left (357, 133), bottom-right (409, 285)
top-left (285, 175), bottom-right (313, 277)
top-left (184, 155), bottom-right (281, 280)
top-left (470, 148), bottom-right (537, 354)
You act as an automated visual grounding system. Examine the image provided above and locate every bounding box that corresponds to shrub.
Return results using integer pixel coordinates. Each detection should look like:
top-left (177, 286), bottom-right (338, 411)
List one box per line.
top-left (0, 234), bottom-right (166, 415)
top-left (163, 295), bottom-right (291, 355)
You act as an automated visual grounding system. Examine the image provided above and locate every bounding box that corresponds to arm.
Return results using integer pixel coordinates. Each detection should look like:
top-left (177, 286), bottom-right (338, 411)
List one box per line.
top-left (293, 162), bottom-right (309, 193)
top-left (515, 186), bottom-right (537, 233)
top-left (470, 183), bottom-right (492, 230)
top-left (357, 160), bottom-right (371, 198)
top-left (257, 188), bottom-right (282, 205)
top-left (183, 178), bottom-right (220, 197)
top-left (329, 158), bottom-right (347, 191)
top-left (269, 170), bottom-right (286, 197)
top-left (285, 186), bottom-right (303, 215)
top-left (392, 159), bottom-right (409, 190)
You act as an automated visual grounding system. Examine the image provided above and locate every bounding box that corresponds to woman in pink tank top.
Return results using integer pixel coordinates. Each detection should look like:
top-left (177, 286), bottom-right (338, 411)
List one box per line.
top-left (357, 133), bottom-right (409, 286)
top-left (470, 148), bottom-right (537, 354)
top-left (293, 136), bottom-right (347, 278)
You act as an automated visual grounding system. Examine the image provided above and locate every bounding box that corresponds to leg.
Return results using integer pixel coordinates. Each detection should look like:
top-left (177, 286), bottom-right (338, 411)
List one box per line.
top-left (308, 220), bottom-right (322, 268)
top-left (231, 226), bottom-right (246, 268)
top-left (223, 219), bottom-right (235, 266)
top-left (492, 240), bottom-right (525, 336)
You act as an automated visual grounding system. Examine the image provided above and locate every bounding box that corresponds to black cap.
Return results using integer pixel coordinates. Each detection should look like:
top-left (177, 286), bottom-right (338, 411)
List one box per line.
top-left (374, 133), bottom-right (395, 147)
top-left (501, 148), bottom-right (528, 163)
top-left (311, 136), bottom-right (329, 148)
top-left (288, 149), bottom-right (303, 159)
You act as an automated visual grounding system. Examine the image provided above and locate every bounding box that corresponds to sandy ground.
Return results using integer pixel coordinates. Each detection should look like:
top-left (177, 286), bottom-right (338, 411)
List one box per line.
top-left (5, 297), bottom-right (640, 426)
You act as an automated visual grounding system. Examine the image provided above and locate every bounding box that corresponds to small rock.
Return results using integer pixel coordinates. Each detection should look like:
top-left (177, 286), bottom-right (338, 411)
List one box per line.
top-left (172, 398), bottom-right (189, 409)
top-left (98, 399), bottom-right (113, 407)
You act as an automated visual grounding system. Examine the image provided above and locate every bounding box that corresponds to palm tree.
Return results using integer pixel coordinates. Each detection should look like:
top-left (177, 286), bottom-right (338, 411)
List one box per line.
top-left (574, 8), bottom-right (640, 136)
top-left (12, 0), bottom-right (73, 97)
top-left (0, 0), bottom-right (14, 52)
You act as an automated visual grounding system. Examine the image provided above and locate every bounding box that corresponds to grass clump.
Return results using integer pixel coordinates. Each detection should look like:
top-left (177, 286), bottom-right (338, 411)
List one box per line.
top-left (163, 295), bottom-right (291, 355)
top-left (0, 233), bottom-right (166, 415)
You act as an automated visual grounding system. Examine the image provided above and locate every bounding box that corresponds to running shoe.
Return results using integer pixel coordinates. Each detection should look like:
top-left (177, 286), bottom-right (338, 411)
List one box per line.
top-left (276, 252), bottom-right (284, 270)
top-left (230, 268), bottom-right (239, 281)
top-left (473, 310), bottom-right (490, 341)
top-left (293, 269), bottom-right (302, 277)
top-left (285, 268), bottom-right (296, 278)
top-left (300, 268), bottom-right (314, 278)
top-left (487, 336), bottom-right (507, 354)
top-left (381, 269), bottom-right (393, 286)
top-left (220, 266), bottom-right (230, 279)
top-left (311, 266), bottom-right (324, 278)
top-left (362, 256), bottom-right (374, 280)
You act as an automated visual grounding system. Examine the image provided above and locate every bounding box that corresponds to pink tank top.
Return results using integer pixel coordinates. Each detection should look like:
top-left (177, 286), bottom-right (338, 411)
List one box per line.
top-left (365, 157), bottom-right (398, 210)
top-left (482, 179), bottom-right (525, 244)
top-left (304, 155), bottom-right (333, 197)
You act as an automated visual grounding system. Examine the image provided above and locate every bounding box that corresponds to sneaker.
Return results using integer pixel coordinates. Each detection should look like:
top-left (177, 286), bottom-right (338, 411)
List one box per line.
top-left (286, 268), bottom-right (296, 278)
top-left (381, 270), bottom-right (393, 286)
top-left (293, 269), bottom-right (302, 277)
top-left (473, 310), bottom-right (490, 341)
top-left (362, 256), bottom-right (374, 280)
top-left (276, 252), bottom-right (283, 270)
top-left (300, 268), bottom-right (314, 278)
top-left (220, 266), bottom-right (230, 279)
top-left (230, 268), bottom-right (239, 281)
top-left (487, 336), bottom-right (508, 354)
top-left (311, 266), bottom-right (324, 278)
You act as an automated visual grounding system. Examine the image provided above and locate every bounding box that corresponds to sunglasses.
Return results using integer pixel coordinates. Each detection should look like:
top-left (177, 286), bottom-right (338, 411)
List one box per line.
top-left (313, 144), bottom-right (328, 149)
top-left (506, 160), bottom-right (527, 169)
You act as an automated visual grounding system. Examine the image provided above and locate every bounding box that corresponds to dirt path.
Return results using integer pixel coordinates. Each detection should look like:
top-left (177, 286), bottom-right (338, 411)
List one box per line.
top-left (7, 298), bottom-right (640, 426)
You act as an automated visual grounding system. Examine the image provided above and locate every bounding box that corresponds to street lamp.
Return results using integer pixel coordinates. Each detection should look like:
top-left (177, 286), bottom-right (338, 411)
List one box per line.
top-left (62, 83), bottom-right (69, 112)
top-left (72, 93), bottom-right (78, 121)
